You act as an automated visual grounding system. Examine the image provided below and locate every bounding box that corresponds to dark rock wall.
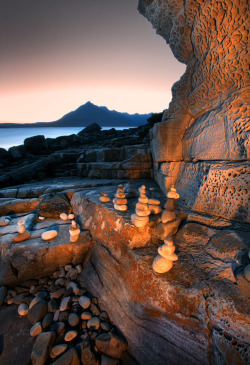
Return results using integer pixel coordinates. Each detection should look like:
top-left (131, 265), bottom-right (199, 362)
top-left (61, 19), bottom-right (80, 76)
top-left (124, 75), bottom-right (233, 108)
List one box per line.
top-left (138, 0), bottom-right (249, 223)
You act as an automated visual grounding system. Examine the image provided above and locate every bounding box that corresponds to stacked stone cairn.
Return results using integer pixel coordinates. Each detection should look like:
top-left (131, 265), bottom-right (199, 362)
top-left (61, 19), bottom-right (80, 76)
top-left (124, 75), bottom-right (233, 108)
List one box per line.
top-left (99, 192), bottom-right (110, 203)
top-left (13, 219), bottom-right (31, 242)
top-left (0, 263), bottom-right (128, 364)
top-left (131, 185), bottom-right (150, 228)
top-left (152, 236), bottom-right (178, 273)
top-left (0, 215), bottom-right (11, 226)
top-left (156, 186), bottom-right (181, 240)
top-left (113, 184), bottom-right (127, 211)
top-left (69, 220), bottom-right (81, 242)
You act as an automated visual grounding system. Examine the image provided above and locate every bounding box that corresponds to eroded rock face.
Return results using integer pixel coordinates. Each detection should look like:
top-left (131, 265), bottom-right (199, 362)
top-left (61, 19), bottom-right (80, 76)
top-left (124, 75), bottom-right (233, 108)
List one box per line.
top-left (138, 0), bottom-right (249, 222)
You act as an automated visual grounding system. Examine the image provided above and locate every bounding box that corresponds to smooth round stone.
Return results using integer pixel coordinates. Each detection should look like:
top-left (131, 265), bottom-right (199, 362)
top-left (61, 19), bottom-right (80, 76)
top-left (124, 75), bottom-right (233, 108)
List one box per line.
top-left (27, 300), bottom-right (48, 325)
top-left (68, 213), bottom-right (75, 220)
top-left (64, 330), bottom-right (78, 342)
top-left (99, 311), bottom-right (109, 321)
top-left (136, 202), bottom-right (149, 211)
top-left (79, 296), bottom-right (91, 309)
top-left (167, 187), bottom-right (179, 199)
top-left (81, 311), bottom-right (92, 320)
top-left (148, 199), bottom-right (160, 205)
top-left (66, 281), bottom-right (78, 291)
top-left (152, 255), bottom-right (173, 273)
top-left (69, 228), bottom-right (80, 237)
top-left (53, 310), bottom-right (60, 321)
top-left (100, 195), bottom-right (110, 203)
top-left (51, 288), bottom-right (66, 300)
top-left (30, 322), bottom-right (42, 337)
top-left (13, 231), bottom-right (31, 242)
top-left (64, 264), bottom-right (73, 272)
top-left (115, 198), bottom-right (127, 204)
top-left (131, 214), bottom-right (149, 228)
top-left (53, 271), bottom-right (59, 279)
top-left (41, 230), bottom-right (57, 240)
top-left (136, 208), bottom-right (150, 217)
top-left (244, 264), bottom-right (250, 281)
top-left (55, 277), bottom-right (67, 287)
top-left (114, 204), bottom-right (127, 211)
top-left (59, 311), bottom-right (69, 322)
top-left (161, 210), bottom-right (176, 223)
top-left (87, 316), bottom-right (100, 330)
top-left (38, 216), bottom-right (45, 220)
top-left (48, 299), bottom-right (59, 313)
top-left (90, 303), bottom-right (100, 316)
top-left (115, 193), bottom-right (125, 198)
top-left (58, 267), bottom-right (66, 277)
top-left (75, 264), bottom-right (82, 274)
top-left (68, 312), bottom-right (80, 327)
top-left (158, 244), bottom-right (176, 256)
top-left (18, 303), bottom-right (29, 316)
top-left (0, 217), bottom-right (10, 226)
top-left (60, 213), bottom-right (68, 221)
top-left (149, 205), bottom-right (162, 214)
top-left (60, 296), bottom-right (72, 311)
top-left (50, 344), bottom-right (68, 359)
top-left (138, 197), bottom-right (148, 204)
top-left (66, 268), bottom-right (78, 281)
top-left (29, 296), bottom-right (42, 310)
top-left (42, 312), bottom-right (54, 329)
top-left (100, 321), bottom-right (111, 331)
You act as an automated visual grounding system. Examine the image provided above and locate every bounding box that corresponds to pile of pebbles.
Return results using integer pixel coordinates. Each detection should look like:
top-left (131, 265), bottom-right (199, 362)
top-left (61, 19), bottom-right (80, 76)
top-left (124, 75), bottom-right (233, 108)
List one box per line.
top-left (0, 263), bottom-right (128, 365)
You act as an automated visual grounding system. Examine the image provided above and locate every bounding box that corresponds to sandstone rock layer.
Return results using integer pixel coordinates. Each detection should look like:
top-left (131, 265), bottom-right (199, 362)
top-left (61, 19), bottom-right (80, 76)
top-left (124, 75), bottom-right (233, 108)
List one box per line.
top-left (138, 0), bottom-right (249, 223)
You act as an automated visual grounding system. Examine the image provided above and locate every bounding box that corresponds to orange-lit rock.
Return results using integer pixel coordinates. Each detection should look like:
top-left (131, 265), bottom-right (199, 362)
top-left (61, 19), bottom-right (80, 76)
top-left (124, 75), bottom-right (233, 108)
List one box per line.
top-left (138, 0), bottom-right (249, 223)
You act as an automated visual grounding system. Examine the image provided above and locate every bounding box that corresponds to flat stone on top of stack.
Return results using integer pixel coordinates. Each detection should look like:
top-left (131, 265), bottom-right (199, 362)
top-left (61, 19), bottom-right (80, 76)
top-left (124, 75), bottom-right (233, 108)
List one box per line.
top-left (131, 185), bottom-right (150, 228)
top-left (113, 185), bottom-right (127, 211)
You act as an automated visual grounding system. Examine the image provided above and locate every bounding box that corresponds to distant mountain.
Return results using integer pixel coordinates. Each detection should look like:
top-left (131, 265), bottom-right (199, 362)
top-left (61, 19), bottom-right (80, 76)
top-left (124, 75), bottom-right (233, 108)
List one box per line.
top-left (0, 101), bottom-right (152, 128)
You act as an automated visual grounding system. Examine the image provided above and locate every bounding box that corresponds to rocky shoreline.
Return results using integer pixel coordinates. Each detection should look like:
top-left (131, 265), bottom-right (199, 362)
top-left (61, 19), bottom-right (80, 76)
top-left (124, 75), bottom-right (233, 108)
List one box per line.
top-left (0, 262), bottom-right (129, 365)
top-left (0, 123), bottom-right (154, 189)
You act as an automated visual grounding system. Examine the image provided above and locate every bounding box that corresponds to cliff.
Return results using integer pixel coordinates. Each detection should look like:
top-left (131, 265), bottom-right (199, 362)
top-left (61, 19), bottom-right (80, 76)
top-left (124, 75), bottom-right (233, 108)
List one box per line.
top-left (138, 0), bottom-right (249, 223)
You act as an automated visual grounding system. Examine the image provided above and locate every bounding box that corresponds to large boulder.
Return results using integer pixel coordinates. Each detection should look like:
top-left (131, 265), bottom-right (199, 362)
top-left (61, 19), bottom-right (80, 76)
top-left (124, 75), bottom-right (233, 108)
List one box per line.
top-left (0, 148), bottom-right (11, 167)
top-left (24, 135), bottom-right (48, 155)
top-left (78, 123), bottom-right (102, 136)
top-left (38, 193), bottom-right (72, 218)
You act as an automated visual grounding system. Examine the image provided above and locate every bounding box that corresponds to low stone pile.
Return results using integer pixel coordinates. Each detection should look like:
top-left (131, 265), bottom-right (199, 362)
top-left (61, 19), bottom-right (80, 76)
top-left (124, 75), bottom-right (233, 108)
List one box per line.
top-left (0, 263), bottom-right (128, 365)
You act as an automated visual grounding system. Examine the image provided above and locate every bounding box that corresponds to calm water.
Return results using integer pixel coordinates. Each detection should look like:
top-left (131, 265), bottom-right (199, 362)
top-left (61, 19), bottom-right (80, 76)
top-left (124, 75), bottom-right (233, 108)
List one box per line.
top-left (0, 127), bottom-right (127, 150)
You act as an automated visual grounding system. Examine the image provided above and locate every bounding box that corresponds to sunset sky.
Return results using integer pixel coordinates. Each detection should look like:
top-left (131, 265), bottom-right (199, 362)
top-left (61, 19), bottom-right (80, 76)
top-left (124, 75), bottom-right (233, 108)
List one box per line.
top-left (0, 0), bottom-right (185, 123)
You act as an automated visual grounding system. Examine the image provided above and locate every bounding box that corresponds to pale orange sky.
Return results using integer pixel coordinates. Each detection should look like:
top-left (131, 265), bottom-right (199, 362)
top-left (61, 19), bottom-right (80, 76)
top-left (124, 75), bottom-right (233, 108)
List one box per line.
top-left (0, 0), bottom-right (185, 123)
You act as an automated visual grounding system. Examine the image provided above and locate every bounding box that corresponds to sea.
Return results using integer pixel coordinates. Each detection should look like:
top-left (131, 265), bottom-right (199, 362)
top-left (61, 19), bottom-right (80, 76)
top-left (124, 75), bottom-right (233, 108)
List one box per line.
top-left (0, 127), bottom-right (128, 150)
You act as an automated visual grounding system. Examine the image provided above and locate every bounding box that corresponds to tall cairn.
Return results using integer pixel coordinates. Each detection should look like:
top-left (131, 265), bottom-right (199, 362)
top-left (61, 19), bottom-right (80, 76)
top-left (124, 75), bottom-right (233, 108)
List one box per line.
top-left (152, 236), bottom-right (178, 273)
top-left (156, 186), bottom-right (181, 240)
top-left (131, 185), bottom-right (150, 228)
top-left (113, 185), bottom-right (128, 211)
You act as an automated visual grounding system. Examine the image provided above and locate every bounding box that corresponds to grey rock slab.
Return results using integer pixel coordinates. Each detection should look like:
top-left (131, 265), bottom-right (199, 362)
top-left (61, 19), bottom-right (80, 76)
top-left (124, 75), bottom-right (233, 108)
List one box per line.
top-left (31, 331), bottom-right (56, 365)
top-left (0, 305), bottom-right (33, 365)
top-left (0, 188), bottom-right (17, 198)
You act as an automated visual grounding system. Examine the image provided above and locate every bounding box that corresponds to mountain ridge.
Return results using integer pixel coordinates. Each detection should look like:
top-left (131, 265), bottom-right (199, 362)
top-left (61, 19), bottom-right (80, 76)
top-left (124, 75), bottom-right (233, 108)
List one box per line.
top-left (0, 101), bottom-right (152, 128)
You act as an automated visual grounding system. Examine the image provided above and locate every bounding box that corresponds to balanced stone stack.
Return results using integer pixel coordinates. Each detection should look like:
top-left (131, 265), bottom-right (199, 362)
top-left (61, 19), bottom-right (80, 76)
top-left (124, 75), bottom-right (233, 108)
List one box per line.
top-left (156, 186), bottom-right (181, 240)
top-left (113, 185), bottom-right (127, 211)
top-left (99, 192), bottom-right (110, 203)
top-left (13, 219), bottom-right (31, 242)
top-left (131, 185), bottom-right (150, 228)
top-left (153, 236), bottom-right (178, 273)
top-left (69, 220), bottom-right (81, 242)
